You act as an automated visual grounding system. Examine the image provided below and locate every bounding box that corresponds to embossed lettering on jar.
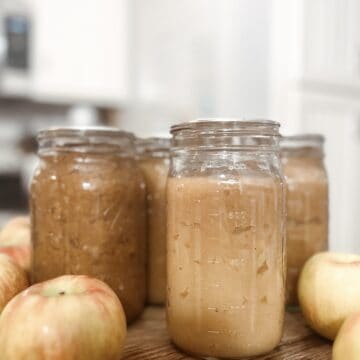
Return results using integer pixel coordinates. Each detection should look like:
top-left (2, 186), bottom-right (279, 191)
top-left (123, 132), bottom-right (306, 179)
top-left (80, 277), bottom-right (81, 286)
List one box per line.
top-left (136, 137), bottom-right (170, 305)
top-left (281, 135), bottom-right (329, 307)
top-left (167, 119), bottom-right (286, 359)
top-left (30, 127), bottom-right (147, 323)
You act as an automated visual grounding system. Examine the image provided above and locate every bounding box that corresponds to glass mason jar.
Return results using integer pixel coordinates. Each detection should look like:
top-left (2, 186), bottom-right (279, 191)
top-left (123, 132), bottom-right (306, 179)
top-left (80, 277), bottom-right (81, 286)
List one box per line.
top-left (136, 137), bottom-right (170, 305)
top-left (281, 134), bottom-right (329, 306)
top-left (167, 119), bottom-right (286, 359)
top-left (30, 127), bottom-right (147, 323)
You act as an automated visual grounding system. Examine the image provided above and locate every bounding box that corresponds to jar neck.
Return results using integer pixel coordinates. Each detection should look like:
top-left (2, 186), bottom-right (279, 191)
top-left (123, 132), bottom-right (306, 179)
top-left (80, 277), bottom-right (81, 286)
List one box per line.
top-left (135, 137), bottom-right (170, 159)
top-left (170, 119), bottom-right (280, 153)
top-left (281, 148), bottom-right (323, 159)
top-left (37, 127), bottom-right (135, 157)
top-left (280, 134), bottom-right (324, 159)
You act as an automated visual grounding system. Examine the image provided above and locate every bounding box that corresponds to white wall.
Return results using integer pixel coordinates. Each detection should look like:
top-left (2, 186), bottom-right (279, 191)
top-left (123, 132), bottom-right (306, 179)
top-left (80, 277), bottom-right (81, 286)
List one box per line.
top-left (129, 0), bottom-right (272, 121)
top-left (269, 0), bottom-right (304, 133)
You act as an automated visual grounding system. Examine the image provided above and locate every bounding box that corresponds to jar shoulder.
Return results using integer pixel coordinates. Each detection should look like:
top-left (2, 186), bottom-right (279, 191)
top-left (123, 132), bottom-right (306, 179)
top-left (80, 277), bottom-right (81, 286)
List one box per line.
top-left (170, 152), bottom-right (283, 180)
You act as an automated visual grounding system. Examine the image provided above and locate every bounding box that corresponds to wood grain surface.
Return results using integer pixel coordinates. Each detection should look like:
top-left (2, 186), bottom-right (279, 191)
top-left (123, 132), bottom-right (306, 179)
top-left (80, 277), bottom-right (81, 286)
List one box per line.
top-left (123, 307), bottom-right (332, 359)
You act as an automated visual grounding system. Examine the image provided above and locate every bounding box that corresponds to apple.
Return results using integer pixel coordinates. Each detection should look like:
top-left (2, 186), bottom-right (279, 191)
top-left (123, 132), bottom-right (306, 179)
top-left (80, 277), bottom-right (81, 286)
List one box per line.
top-left (0, 216), bottom-right (32, 272)
top-left (0, 275), bottom-right (127, 360)
top-left (333, 313), bottom-right (360, 360)
top-left (298, 251), bottom-right (360, 340)
top-left (0, 254), bottom-right (29, 312)
top-left (0, 217), bottom-right (30, 243)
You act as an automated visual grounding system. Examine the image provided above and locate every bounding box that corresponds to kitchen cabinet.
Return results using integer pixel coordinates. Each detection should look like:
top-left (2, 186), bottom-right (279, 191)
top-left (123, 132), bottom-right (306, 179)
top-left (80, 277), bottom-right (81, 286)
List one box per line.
top-left (303, 0), bottom-right (360, 86)
top-left (29, 0), bottom-right (129, 106)
top-left (271, 0), bottom-right (360, 253)
top-left (301, 95), bottom-right (360, 254)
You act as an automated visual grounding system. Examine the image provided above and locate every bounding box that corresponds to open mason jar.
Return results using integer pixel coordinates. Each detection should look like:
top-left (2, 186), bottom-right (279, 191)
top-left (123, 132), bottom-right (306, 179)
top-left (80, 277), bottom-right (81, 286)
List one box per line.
top-left (30, 127), bottom-right (147, 323)
top-left (167, 119), bottom-right (286, 359)
top-left (136, 137), bottom-right (170, 305)
top-left (281, 134), bottom-right (329, 307)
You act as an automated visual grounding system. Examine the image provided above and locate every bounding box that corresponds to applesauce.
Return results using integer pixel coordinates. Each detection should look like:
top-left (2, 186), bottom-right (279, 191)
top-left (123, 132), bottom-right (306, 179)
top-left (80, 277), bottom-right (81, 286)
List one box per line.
top-left (167, 120), bottom-right (286, 359)
top-left (30, 127), bottom-right (147, 323)
top-left (281, 135), bottom-right (328, 306)
top-left (136, 138), bottom-right (170, 305)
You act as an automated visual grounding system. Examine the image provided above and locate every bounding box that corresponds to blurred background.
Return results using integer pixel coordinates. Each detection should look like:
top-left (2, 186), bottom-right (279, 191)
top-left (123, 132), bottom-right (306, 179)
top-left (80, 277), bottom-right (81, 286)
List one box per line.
top-left (0, 0), bottom-right (358, 253)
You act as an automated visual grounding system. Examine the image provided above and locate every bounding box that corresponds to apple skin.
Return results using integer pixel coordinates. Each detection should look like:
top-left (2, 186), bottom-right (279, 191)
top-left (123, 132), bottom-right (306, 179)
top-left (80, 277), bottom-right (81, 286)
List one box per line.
top-left (0, 275), bottom-right (127, 360)
top-left (0, 217), bottom-right (30, 244)
top-left (0, 217), bottom-right (32, 272)
top-left (333, 313), bottom-right (360, 360)
top-left (0, 254), bottom-right (29, 312)
top-left (298, 252), bottom-right (360, 340)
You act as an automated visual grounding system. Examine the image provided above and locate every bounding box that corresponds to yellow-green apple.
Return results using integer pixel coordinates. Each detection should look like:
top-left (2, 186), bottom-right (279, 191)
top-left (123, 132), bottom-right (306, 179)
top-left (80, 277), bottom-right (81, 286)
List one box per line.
top-left (0, 216), bottom-right (32, 272)
top-left (0, 275), bottom-right (127, 360)
top-left (333, 313), bottom-right (360, 360)
top-left (0, 254), bottom-right (29, 312)
top-left (298, 251), bottom-right (360, 340)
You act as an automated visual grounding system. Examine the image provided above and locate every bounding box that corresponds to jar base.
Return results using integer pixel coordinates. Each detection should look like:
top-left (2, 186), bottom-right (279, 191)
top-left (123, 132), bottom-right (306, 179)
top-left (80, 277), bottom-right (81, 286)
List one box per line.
top-left (172, 341), bottom-right (276, 360)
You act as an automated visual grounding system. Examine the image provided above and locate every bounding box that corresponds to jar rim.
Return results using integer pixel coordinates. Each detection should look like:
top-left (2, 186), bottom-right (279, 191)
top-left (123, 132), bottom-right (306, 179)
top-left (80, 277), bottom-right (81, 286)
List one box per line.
top-left (135, 136), bottom-right (171, 147)
top-left (171, 118), bottom-right (280, 134)
top-left (37, 126), bottom-right (135, 141)
top-left (135, 136), bottom-right (171, 144)
top-left (37, 127), bottom-right (135, 155)
top-left (135, 137), bottom-right (171, 157)
top-left (281, 133), bottom-right (324, 143)
top-left (280, 133), bottom-right (325, 158)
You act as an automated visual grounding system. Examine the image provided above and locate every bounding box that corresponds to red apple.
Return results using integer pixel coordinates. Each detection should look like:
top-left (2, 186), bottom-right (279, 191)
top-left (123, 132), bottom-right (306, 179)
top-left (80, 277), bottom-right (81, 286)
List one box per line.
top-left (0, 254), bottom-right (29, 312)
top-left (0, 216), bottom-right (32, 272)
top-left (0, 275), bottom-right (127, 359)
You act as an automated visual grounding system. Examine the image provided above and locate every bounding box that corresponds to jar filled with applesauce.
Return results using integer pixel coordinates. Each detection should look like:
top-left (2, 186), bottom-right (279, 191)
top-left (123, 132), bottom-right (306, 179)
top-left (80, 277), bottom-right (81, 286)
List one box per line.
top-left (136, 137), bottom-right (170, 305)
top-left (167, 119), bottom-right (286, 359)
top-left (30, 127), bottom-right (147, 323)
top-left (281, 134), bottom-right (328, 306)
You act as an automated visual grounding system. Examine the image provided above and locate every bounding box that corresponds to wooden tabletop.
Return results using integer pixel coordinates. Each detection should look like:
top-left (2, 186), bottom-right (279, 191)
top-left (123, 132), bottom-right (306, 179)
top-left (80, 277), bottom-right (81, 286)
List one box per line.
top-left (123, 307), bottom-right (332, 359)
